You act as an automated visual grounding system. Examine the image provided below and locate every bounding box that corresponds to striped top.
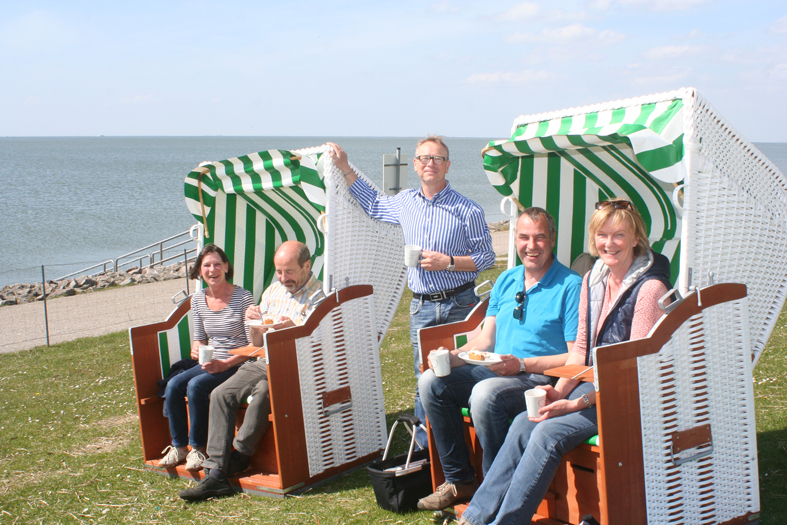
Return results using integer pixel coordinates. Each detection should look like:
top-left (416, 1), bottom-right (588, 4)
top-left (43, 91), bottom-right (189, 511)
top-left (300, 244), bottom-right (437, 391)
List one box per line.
top-left (259, 273), bottom-right (324, 325)
top-left (349, 180), bottom-right (495, 294)
top-left (192, 285), bottom-right (255, 361)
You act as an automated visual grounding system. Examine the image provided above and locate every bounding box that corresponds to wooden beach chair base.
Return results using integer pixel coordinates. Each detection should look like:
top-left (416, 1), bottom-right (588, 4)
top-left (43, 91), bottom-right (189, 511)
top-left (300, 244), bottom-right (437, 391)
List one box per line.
top-left (130, 285), bottom-right (388, 497)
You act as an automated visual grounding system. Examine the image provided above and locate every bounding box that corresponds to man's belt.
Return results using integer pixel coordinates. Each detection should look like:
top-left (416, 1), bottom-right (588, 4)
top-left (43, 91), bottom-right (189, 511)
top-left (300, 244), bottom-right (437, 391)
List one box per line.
top-left (413, 281), bottom-right (475, 302)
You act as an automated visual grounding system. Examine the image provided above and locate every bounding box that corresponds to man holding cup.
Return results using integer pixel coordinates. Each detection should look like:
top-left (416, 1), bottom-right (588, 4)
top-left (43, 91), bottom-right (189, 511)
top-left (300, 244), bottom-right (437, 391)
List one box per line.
top-left (328, 137), bottom-right (495, 450)
top-left (416, 208), bottom-right (582, 511)
top-left (179, 241), bottom-right (323, 501)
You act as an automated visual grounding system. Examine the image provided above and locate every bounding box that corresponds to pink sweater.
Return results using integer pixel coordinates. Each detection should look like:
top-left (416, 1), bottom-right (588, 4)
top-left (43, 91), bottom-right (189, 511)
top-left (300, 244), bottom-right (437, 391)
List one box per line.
top-left (572, 274), bottom-right (668, 358)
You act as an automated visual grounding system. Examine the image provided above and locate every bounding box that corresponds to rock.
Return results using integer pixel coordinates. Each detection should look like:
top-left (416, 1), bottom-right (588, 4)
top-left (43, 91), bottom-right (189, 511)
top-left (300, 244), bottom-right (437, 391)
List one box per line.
top-left (77, 276), bottom-right (98, 288)
top-left (120, 278), bottom-right (135, 286)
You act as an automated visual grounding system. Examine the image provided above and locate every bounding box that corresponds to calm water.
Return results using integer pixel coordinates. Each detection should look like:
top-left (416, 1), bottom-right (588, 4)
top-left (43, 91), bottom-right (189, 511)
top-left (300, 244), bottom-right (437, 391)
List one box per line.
top-left (1, 137), bottom-right (786, 288)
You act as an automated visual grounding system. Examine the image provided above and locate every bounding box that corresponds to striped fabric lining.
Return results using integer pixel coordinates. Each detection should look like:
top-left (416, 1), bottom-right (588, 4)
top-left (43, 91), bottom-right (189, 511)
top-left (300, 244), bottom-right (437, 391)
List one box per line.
top-left (184, 149), bottom-right (327, 303)
top-left (157, 312), bottom-right (194, 378)
top-left (484, 99), bottom-right (684, 280)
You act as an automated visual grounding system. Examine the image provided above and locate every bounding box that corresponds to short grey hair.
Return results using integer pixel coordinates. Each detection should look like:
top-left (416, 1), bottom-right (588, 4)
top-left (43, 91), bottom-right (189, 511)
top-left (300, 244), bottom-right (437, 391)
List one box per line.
top-left (519, 207), bottom-right (556, 239)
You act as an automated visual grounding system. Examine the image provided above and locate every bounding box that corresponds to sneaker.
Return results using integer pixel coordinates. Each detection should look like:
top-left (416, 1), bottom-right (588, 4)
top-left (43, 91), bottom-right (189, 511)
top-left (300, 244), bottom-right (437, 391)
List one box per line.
top-left (179, 475), bottom-right (234, 501)
top-left (158, 446), bottom-right (188, 468)
top-left (417, 478), bottom-right (479, 511)
top-left (185, 449), bottom-right (207, 471)
top-left (227, 450), bottom-right (251, 476)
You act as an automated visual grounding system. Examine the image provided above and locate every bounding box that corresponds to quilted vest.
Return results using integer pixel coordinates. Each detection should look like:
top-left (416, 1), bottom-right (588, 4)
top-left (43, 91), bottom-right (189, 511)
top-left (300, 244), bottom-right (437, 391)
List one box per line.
top-left (585, 251), bottom-right (672, 364)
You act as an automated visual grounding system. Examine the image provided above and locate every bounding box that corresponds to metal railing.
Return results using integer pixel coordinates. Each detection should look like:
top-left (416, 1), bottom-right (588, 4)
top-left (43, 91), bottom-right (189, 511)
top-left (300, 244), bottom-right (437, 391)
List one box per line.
top-left (55, 224), bottom-right (202, 281)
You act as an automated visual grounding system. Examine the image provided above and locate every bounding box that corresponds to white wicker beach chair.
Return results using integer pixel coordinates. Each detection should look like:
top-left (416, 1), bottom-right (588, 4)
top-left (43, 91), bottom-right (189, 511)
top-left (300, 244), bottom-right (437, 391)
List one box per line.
top-left (130, 144), bottom-right (406, 495)
top-left (483, 87), bottom-right (787, 366)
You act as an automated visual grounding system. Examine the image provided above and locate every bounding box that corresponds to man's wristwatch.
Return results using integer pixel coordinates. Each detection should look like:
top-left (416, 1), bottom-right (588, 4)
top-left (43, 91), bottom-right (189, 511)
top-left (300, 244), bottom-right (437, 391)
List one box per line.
top-left (519, 358), bottom-right (527, 374)
top-left (446, 255), bottom-right (456, 272)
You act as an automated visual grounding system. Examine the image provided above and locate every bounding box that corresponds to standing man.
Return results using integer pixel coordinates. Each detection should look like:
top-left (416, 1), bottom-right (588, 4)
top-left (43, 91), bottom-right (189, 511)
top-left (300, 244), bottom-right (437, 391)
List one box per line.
top-left (179, 241), bottom-right (324, 501)
top-left (416, 208), bottom-right (582, 511)
top-left (328, 137), bottom-right (495, 448)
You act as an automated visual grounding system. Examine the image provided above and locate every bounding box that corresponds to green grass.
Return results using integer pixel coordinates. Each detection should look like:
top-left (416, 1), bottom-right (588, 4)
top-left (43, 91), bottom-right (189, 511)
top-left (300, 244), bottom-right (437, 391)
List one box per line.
top-left (1, 262), bottom-right (785, 524)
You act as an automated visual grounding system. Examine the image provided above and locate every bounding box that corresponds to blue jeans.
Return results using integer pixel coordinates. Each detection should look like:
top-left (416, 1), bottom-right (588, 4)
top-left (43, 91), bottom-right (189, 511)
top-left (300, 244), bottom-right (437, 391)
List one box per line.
top-left (419, 365), bottom-right (553, 482)
top-left (410, 287), bottom-right (478, 448)
top-left (164, 363), bottom-right (239, 449)
top-left (461, 382), bottom-right (598, 525)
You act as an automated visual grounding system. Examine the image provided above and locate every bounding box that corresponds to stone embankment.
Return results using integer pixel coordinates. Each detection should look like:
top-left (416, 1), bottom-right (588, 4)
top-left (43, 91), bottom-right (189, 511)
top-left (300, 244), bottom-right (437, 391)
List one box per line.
top-left (0, 262), bottom-right (190, 307)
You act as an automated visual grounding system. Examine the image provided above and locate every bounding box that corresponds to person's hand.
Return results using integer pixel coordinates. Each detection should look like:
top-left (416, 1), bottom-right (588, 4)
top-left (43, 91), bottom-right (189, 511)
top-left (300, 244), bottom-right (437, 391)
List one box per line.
top-left (202, 359), bottom-right (231, 374)
top-left (326, 142), bottom-right (351, 173)
top-left (489, 354), bottom-right (520, 376)
top-left (420, 250), bottom-right (451, 271)
top-left (426, 347), bottom-right (456, 370)
top-left (271, 316), bottom-right (295, 330)
top-left (528, 398), bottom-right (581, 422)
top-left (527, 386), bottom-right (578, 422)
top-left (190, 347), bottom-right (199, 360)
top-left (246, 305), bottom-right (262, 320)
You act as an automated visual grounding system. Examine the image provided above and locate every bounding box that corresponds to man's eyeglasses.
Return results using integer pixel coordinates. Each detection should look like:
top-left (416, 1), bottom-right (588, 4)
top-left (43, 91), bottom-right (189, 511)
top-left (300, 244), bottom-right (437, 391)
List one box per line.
top-left (415, 155), bottom-right (448, 165)
top-left (513, 290), bottom-right (526, 320)
top-left (595, 200), bottom-right (634, 211)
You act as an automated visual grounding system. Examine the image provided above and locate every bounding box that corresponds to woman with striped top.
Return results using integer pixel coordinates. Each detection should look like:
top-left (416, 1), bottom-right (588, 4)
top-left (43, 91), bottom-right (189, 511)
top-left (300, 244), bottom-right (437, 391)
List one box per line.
top-left (159, 244), bottom-right (254, 471)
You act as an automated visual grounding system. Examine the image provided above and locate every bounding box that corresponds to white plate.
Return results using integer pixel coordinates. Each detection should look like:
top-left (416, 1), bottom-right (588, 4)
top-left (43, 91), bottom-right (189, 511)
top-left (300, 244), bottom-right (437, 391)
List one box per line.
top-left (458, 351), bottom-right (502, 366)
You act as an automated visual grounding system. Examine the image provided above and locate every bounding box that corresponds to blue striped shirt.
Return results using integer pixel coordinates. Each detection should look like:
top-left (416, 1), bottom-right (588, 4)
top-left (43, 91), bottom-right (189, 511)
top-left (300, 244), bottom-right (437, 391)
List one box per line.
top-left (349, 180), bottom-right (495, 294)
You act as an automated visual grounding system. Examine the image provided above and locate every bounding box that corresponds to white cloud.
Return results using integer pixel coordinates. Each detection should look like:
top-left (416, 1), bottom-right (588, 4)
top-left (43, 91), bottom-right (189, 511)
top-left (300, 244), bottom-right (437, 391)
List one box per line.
top-left (643, 45), bottom-right (691, 59)
top-left (768, 63), bottom-right (787, 78)
top-left (772, 15), bottom-right (787, 34)
top-left (505, 23), bottom-right (625, 45)
top-left (496, 2), bottom-right (539, 21)
top-left (428, 0), bottom-right (461, 13)
top-left (633, 68), bottom-right (693, 85)
top-left (465, 69), bottom-right (555, 85)
top-left (617, 0), bottom-right (713, 11)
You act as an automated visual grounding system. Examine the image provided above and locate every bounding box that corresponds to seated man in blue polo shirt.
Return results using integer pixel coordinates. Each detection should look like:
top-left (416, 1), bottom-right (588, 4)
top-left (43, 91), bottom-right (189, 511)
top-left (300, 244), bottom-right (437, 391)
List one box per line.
top-left (417, 207), bottom-right (582, 511)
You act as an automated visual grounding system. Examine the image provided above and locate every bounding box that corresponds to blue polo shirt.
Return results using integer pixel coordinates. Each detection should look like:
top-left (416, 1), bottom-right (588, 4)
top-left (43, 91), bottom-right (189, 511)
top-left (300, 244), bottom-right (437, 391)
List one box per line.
top-left (486, 256), bottom-right (581, 358)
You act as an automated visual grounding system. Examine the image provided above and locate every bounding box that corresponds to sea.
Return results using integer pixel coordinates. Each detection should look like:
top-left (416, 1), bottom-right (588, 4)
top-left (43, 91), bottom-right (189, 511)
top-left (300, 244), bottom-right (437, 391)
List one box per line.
top-left (1, 137), bottom-right (786, 289)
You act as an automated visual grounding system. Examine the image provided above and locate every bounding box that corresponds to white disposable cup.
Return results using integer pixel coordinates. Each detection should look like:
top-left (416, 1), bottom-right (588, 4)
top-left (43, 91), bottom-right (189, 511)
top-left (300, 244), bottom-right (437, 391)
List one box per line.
top-left (404, 245), bottom-right (422, 267)
top-left (199, 345), bottom-right (214, 364)
top-left (525, 389), bottom-right (547, 418)
top-left (431, 349), bottom-right (451, 377)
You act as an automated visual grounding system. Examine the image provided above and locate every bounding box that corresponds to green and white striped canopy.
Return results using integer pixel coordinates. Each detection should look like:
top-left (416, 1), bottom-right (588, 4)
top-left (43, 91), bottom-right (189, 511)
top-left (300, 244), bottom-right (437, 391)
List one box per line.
top-left (484, 98), bottom-right (685, 279)
top-left (184, 148), bottom-right (327, 302)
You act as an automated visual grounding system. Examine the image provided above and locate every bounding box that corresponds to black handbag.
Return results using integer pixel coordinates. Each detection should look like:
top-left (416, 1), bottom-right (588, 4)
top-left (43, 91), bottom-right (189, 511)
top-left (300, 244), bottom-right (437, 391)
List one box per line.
top-left (367, 415), bottom-right (432, 513)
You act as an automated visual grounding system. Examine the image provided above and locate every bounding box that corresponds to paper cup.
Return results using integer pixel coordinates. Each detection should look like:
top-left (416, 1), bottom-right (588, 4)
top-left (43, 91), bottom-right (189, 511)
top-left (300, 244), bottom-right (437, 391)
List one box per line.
top-left (525, 389), bottom-right (547, 418)
top-left (199, 345), bottom-right (214, 364)
top-left (404, 245), bottom-right (422, 267)
top-left (431, 349), bottom-right (451, 377)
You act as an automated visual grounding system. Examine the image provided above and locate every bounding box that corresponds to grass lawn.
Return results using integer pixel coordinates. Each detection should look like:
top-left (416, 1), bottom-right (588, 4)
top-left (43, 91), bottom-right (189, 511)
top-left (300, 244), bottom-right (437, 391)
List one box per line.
top-left (1, 261), bottom-right (785, 523)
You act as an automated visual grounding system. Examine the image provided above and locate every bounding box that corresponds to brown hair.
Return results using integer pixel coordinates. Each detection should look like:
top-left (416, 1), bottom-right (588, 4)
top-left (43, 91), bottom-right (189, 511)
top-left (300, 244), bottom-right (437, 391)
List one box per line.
top-left (588, 199), bottom-right (650, 258)
top-left (189, 243), bottom-right (234, 281)
top-left (519, 207), bottom-right (556, 240)
top-left (416, 135), bottom-right (450, 159)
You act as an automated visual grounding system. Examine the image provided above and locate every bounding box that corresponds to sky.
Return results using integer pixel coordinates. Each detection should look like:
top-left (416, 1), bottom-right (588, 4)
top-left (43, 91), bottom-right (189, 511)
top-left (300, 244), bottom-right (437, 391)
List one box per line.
top-left (2, 0), bottom-right (786, 142)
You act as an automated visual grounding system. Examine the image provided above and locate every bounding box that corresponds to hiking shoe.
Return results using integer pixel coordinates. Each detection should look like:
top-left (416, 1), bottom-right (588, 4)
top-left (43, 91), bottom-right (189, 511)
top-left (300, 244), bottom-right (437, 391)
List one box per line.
top-left (227, 450), bottom-right (251, 476)
top-left (417, 478), bottom-right (479, 511)
top-left (179, 475), bottom-right (234, 501)
top-left (185, 449), bottom-right (207, 471)
top-left (158, 446), bottom-right (188, 468)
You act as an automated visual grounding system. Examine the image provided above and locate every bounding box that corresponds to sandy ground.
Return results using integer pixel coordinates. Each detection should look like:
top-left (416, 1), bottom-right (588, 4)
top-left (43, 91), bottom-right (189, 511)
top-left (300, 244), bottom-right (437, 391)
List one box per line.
top-left (1, 231), bottom-right (510, 355)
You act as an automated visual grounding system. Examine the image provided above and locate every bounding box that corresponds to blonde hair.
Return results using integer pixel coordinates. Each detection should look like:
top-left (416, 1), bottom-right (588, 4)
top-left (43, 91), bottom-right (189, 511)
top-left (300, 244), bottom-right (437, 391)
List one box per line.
top-left (588, 198), bottom-right (650, 258)
top-left (416, 135), bottom-right (449, 159)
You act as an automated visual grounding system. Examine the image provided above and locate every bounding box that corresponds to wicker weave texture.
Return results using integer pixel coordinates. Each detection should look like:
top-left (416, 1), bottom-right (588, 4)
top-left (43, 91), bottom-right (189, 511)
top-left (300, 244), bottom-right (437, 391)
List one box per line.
top-left (322, 151), bottom-right (407, 342)
top-left (294, 294), bottom-right (387, 477)
top-left (637, 297), bottom-right (759, 524)
top-left (684, 91), bottom-right (787, 364)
